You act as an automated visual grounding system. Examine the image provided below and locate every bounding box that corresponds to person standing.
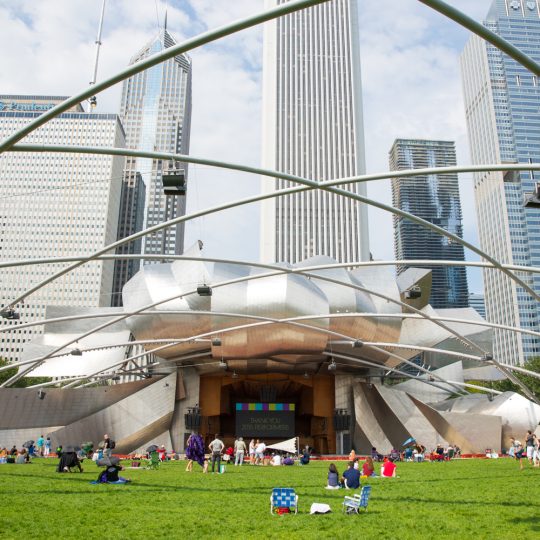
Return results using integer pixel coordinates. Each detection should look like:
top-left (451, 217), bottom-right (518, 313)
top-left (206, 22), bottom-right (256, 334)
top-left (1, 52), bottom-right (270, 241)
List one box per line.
top-left (525, 430), bottom-right (536, 466)
top-left (44, 437), bottom-right (51, 458)
top-left (255, 440), bottom-right (266, 466)
top-left (36, 435), bottom-right (45, 457)
top-left (185, 432), bottom-right (202, 472)
top-left (234, 437), bottom-right (247, 466)
top-left (208, 434), bottom-right (224, 473)
top-left (248, 439), bottom-right (256, 464)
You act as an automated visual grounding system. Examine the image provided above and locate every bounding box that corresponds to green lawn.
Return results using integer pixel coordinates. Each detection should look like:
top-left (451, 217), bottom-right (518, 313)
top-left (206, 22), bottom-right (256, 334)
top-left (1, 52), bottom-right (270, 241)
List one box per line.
top-left (0, 458), bottom-right (538, 539)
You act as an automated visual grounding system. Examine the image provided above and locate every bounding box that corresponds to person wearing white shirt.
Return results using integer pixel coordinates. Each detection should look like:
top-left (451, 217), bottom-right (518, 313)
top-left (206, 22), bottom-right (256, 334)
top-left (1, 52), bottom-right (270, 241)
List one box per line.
top-left (255, 440), bottom-right (266, 465)
top-left (234, 437), bottom-right (247, 466)
top-left (208, 434), bottom-right (225, 473)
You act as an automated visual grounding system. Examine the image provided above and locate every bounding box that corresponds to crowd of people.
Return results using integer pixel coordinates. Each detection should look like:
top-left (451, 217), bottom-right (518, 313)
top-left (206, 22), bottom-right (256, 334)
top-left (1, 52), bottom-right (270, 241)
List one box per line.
top-left (3, 429), bottom-right (539, 480)
top-left (182, 433), bottom-right (311, 473)
top-left (325, 455), bottom-right (397, 489)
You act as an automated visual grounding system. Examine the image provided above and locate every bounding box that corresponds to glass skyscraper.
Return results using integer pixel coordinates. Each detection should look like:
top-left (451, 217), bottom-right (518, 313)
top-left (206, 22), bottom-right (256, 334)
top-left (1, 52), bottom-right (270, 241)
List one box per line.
top-left (461, 0), bottom-right (540, 364)
top-left (112, 27), bottom-right (192, 305)
top-left (260, 0), bottom-right (370, 264)
top-left (389, 139), bottom-right (469, 309)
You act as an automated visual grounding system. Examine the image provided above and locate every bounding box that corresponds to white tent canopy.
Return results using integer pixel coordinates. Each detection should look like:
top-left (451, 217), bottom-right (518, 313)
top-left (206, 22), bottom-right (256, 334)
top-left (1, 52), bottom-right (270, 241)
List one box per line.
top-left (266, 437), bottom-right (299, 454)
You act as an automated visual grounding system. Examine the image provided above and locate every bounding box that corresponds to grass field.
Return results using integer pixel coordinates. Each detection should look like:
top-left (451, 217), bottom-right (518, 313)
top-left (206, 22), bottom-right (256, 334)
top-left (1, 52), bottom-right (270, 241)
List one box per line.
top-left (0, 457), bottom-right (538, 539)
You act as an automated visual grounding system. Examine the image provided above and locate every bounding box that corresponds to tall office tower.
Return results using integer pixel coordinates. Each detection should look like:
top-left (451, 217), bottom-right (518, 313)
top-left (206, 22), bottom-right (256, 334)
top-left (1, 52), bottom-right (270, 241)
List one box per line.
top-left (389, 139), bottom-right (469, 309)
top-left (112, 27), bottom-right (192, 305)
top-left (260, 0), bottom-right (369, 264)
top-left (469, 293), bottom-right (487, 319)
top-left (111, 171), bottom-right (145, 306)
top-left (461, 0), bottom-right (540, 364)
top-left (0, 95), bottom-right (125, 361)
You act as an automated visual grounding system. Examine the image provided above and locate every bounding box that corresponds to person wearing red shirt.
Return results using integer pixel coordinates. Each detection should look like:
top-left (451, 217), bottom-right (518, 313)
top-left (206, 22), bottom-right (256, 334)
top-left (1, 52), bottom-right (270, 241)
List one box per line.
top-left (381, 457), bottom-right (397, 477)
top-left (362, 456), bottom-right (376, 477)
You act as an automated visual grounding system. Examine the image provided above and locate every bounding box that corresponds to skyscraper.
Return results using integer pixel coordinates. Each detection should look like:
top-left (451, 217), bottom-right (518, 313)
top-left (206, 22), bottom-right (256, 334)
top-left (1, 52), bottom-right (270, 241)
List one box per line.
top-left (112, 27), bottom-right (192, 305)
top-left (260, 0), bottom-right (369, 264)
top-left (461, 0), bottom-right (540, 364)
top-left (389, 139), bottom-right (469, 309)
top-left (469, 293), bottom-right (487, 319)
top-left (0, 95), bottom-right (125, 361)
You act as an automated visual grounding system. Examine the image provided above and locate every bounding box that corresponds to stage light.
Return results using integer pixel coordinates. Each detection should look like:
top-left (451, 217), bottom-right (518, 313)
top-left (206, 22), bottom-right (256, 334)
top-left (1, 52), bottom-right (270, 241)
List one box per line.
top-left (303, 372), bottom-right (309, 379)
top-left (352, 339), bottom-right (364, 348)
top-left (328, 360), bottom-right (337, 371)
top-left (232, 371), bottom-right (239, 379)
top-left (483, 353), bottom-right (493, 361)
top-left (524, 182), bottom-right (540, 208)
top-left (197, 285), bottom-right (212, 296)
top-left (405, 285), bottom-right (421, 299)
top-left (37, 390), bottom-right (46, 400)
top-left (0, 308), bottom-right (20, 320)
top-left (211, 337), bottom-right (222, 347)
top-left (219, 360), bottom-right (227, 370)
top-left (70, 348), bottom-right (83, 356)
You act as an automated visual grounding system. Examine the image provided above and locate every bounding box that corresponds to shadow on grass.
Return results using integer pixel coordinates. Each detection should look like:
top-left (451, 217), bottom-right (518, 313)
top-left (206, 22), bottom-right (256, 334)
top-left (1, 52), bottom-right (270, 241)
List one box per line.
top-left (373, 495), bottom-right (536, 508)
top-left (510, 516), bottom-right (540, 531)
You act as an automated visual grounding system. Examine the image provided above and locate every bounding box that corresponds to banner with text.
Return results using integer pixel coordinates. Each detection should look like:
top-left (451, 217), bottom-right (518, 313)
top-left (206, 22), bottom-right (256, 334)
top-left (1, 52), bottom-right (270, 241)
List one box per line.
top-left (235, 403), bottom-right (295, 438)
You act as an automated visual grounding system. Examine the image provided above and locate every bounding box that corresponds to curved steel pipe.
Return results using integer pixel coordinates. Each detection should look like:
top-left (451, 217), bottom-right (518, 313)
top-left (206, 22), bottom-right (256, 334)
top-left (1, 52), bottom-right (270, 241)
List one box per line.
top-left (4, 146), bottom-right (539, 313)
top-left (1, 252), bottom-right (539, 276)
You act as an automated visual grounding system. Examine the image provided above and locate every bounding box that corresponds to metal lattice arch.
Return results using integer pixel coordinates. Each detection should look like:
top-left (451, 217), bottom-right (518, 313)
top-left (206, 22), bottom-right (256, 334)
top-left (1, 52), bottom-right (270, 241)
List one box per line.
top-left (0, 0), bottom-right (539, 455)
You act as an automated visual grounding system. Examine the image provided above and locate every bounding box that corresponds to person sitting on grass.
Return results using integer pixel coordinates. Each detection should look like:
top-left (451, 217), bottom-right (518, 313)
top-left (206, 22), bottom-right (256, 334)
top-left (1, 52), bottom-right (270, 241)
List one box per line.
top-left (15, 449), bottom-right (30, 464)
top-left (300, 446), bottom-right (310, 465)
top-left (381, 457), bottom-right (397, 478)
top-left (96, 464), bottom-right (131, 484)
top-left (326, 463), bottom-right (340, 489)
top-left (283, 455), bottom-right (295, 466)
top-left (341, 461), bottom-right (360, 489)
top-left (362, 456), bottom-right (377, 477)
top-left (434, 444), bottom-right (445, 461)
top-left (271, 453), bottom-right (282, 466)
top-left (158, 445), bottom-right (167, 462)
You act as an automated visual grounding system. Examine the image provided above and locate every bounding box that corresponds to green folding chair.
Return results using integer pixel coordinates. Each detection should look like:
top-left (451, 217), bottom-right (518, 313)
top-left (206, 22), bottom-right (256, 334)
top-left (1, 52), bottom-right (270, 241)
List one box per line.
top-left (147, 451), bottom-right (160, 470)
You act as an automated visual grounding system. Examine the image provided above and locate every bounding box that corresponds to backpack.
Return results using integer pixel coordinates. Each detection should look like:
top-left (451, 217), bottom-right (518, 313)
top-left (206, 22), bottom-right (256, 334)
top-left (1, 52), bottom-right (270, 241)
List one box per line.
top-left (110, 440), bottom-right (116, 449)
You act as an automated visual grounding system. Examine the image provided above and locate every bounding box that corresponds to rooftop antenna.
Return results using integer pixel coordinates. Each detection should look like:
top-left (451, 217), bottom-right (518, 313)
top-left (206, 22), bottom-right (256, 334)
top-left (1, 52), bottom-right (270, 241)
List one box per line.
top-left (88, 0), bottom-right (107, 110)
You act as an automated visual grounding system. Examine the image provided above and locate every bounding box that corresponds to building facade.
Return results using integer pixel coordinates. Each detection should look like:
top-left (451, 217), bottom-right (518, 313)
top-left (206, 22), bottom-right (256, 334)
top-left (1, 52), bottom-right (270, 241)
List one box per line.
top-left (0, 95), bottom-right (125, 361)
top-left (112, 28), bottom-right (192, 305)
top-left (260, 0), bottom-right (369, 264)
top-left (469, 293), bottom-right (487, 319)
top-left (389, 139), bottom-right (469, 309)
top-left (461, 0), bottom-right (540, 364)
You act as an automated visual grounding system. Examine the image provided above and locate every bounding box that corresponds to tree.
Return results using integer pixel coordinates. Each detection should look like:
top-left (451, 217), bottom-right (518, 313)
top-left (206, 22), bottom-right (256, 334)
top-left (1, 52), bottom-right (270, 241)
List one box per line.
top-left (490, 356), bottom-right (540, 398)
top-left (0, 358), bottom-right (52, 388)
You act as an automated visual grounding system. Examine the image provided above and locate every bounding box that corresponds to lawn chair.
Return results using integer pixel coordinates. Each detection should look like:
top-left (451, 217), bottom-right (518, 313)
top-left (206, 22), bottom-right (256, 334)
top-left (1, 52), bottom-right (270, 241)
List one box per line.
top-left (270, 488), bottom-right (299, 515)
top-left (147, 451), bottom-right (160, 470)
top-left (342, 485), bottom-right (372, 514)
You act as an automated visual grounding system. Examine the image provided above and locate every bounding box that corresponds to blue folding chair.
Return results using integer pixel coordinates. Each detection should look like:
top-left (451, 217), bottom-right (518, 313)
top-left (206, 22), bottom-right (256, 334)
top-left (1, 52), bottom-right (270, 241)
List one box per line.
top-left (270, 488), bottom-right (299, 515)
top-left (342, 485), bottom-right (372, 514)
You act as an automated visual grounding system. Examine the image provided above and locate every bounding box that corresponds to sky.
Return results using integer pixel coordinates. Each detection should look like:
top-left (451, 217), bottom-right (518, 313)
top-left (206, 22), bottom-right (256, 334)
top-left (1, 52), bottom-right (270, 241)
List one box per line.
top-left (0, 0), bottom-right (495, 293)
